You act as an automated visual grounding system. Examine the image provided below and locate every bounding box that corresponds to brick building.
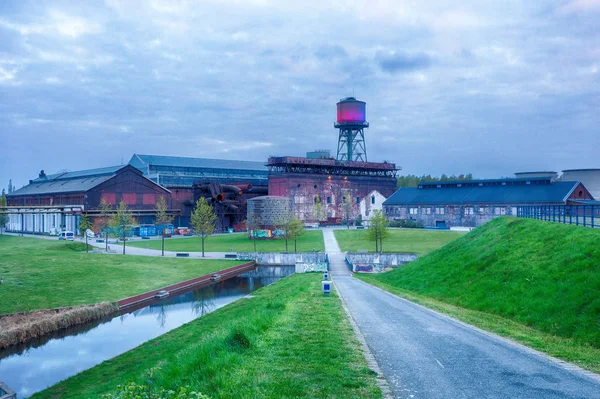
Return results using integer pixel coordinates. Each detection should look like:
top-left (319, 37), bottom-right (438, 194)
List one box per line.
top-left (383, 177), bottom-right (594, 228)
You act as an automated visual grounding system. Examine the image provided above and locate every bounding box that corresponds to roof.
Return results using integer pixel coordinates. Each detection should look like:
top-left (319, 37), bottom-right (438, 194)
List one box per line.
top-left (384, 180), bottom-right (582, 206)
top-left (569, 200), bottom-right (600, 206)
top-left (6, 165), bottom-right (168, 197)
top-left (562, 168), bottom-right (600, 172)
top-left (130, 154), bottom-right (268, 172)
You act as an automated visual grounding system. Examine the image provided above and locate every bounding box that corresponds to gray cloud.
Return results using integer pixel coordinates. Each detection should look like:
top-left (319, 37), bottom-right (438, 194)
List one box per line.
top-left (375, 50), bottom-right (433, 73)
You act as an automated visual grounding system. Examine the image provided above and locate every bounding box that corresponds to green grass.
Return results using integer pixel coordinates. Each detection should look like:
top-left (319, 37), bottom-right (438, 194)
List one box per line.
top-left (33, 274), bottom-right (382, 399)
top-left (334, 228), bottom-right (465, 255)
top-left (357, 217), bottom-right (600, 372)
top-left (128, 230), bottom-right (325, 253)
top-left (0, 236), bottom-right (243, 314)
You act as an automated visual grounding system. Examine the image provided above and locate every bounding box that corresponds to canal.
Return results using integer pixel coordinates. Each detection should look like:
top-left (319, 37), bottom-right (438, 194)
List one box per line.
top-left (0, 266), bottom-right (294, 398)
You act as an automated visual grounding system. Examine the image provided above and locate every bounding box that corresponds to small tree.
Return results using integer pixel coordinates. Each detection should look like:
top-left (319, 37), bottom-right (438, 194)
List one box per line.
top-left (110, 200), bottom-right (135, 255)
top-left (190, 197), bottom-right (216, 257)
top-left (97, 197), bottom-right (113, 251)
top-left (245, 214), bottom-right (262, 253)
top-left (312, 194), bottom-right (326, 224)
top-left (342, 191), bottom-right (354, 229)
top-left (155, 196), bottom-right (173, 256)
top-left (0, 189), bottom-right (8, 235)
top-left (274, 211), bottom-right (293, 253)
top-left (78, 214), bottom-right (94, 253)
top-left (288, 216), bottom-right (304, 253)
top-left (367, 210), bottom-right (390, 253)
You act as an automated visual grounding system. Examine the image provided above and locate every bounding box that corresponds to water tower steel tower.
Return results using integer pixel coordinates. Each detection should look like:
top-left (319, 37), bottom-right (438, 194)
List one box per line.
top-left (335, 97), bottom-right (369, 162)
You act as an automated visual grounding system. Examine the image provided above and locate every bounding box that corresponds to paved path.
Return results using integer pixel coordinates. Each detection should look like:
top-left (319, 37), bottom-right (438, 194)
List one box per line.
top-left (323, 228), bottom-right (351, 276)
top-left (323, 232), bottom-right (600, 399)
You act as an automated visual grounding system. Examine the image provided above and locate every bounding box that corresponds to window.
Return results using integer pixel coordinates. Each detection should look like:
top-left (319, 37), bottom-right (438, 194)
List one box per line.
top-left (123, 193), bottom-right (137, 205)
top-left (102, 193), bottom-right (116, 205)
top-left (409, 207), bottom-right (418, 215)
top-left (356, 196), bottom-right (360, 204)
top-left (326, 196), bottom-right (331, 204)
top-left (494, 207), bottom-right (506, 215)
top-left (371, 196), bottom-right (376, 204)
top-left (425, 207), bottom-right (431, 215)
top-left (464, 207), bottom-right (474, 215)
top-left (435, 207), bottom-right (445, 215)
top-left (479, 207), bottom-right (486, 215)
top-left (143, 193), bottom-right (156, 205)
top-left (342, 195), bottom-right (346, 203)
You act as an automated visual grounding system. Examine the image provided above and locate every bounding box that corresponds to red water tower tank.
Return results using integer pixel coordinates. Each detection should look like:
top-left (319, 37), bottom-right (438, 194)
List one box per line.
top-left (336, 97), bottom-right (366, 125)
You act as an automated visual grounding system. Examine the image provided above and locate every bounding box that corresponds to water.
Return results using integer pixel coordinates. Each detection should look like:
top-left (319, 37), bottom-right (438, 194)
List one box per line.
top-left (0, 267), bottom-right (294, 398)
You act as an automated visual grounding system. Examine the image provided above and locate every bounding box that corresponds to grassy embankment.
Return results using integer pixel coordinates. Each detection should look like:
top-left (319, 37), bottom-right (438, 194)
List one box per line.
top-left (334, 228), bottom-right (466, 255)
top-left (128, 229), bottom-right (325, 253)
top-left (358, 217), bottom-right (600, 373)
top-left (0, 235), bottom-right (243, 314)
top-left (34, 274), bottom-right (382, 399)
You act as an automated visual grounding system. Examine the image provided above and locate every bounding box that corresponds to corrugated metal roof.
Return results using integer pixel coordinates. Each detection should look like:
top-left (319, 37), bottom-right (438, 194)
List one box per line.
top-left (384, 181), bottom-right (581, 206)
top-left (130, 154), bottom-right (268, 172)
top-left (8, 175), bottom-right (115, 196)
top-left (31, 165), bottom-right (123, 183)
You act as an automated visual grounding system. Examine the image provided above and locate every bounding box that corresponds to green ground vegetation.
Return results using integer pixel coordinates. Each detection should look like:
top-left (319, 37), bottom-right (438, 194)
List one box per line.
top-left (34, 274), bottom-right (382, 399)
top-left (358, 217), bottom-right (600, 372)
top-left (334, 228), bottom-right (465, 255)
top-left (129, 230), bottom-right (325, 253)
top-left (0, 236), bottom-right (243, 314)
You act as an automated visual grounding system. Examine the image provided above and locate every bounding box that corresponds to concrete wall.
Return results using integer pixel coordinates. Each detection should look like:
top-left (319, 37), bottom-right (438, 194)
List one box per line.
top-left (236, 252), bottom-right (328, 273)
top-left (346, 252), bottom-right (417, 273)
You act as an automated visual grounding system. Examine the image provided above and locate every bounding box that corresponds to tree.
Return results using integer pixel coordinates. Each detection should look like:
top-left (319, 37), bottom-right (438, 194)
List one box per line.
top-left (97, 197), bottom-right (113, 252)
top-left (0, 189), bottom-right (8, 235)
top-left (288, 216), bottom-right (304, 253)
top-left (155, 196), bottom-right (173, 257)
top-left (245, 214), bottom-right (262, 253)
top-left (8, 179), bottom-right (14, 194)
top-left (78, 214), bottom-right (93, 253)
top-left (190, 197), bottom-right (216, 257)
top-left (342, 191), bottom-right (354, 229)
top-left (367, 210), bottom-right (390, 253)
top-left (110, 200), bottom-right (135, 255)
top-left (312, 194), bottom-right (326, 224)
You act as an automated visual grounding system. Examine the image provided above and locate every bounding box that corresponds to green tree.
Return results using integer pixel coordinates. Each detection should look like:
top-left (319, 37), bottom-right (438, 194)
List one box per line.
top-left (0, 189), bottom-right (8, 235)
top-left (97, 197), bottom-right (113, 252)
top-left (312, 194), bottom-right (326, 224)
top-left (245, 214), bottom-right (262, 253)
top-left (367, 210), bottom-right (390, 253)
top-left (78, 213), bottom-right (94, 253)
top-left (190, 197), bottom-right (216, 257)
top-left (288, 216), bottom-right (304, 253)
top-left (110, 200), bottom-right (135, 255)
top-left (342, 191), bottom-right (354, 229)
top-left (155, 196), bottom-right (173, 257)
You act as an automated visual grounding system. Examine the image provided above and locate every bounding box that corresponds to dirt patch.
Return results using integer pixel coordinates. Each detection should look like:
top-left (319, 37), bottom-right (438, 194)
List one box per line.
top-left (0, 302), bottom-right (118, 350)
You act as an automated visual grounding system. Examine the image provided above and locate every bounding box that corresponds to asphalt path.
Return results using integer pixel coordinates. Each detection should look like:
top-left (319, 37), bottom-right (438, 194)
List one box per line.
top-left (334, 276), bottom-right (600, 399)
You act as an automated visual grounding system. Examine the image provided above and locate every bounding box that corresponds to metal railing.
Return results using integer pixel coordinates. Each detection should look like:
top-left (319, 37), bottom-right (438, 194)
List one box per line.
top-left (516, 205), bottom-right (599, 228)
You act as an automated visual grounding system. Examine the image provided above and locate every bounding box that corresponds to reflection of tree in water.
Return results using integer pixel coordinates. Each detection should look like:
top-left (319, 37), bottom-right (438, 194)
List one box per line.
top-left (157, 305), bottom-right (168, 328)
top-left (191, 287), bottom-right (216, 317)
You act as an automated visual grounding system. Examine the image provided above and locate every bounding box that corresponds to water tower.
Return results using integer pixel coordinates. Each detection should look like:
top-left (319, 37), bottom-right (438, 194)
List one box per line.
top-left (335, 97), bottom-right (369, 162)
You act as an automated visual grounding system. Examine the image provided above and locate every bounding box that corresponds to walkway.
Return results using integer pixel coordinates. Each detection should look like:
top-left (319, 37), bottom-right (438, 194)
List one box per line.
top-left (324, 232), bottom-right (600, 399)
top-left (322, 228), bottom-right (351, 276)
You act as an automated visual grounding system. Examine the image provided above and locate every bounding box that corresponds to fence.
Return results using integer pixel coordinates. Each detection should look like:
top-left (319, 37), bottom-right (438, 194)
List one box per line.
top-left (516, 205), bottom-right (600, 228)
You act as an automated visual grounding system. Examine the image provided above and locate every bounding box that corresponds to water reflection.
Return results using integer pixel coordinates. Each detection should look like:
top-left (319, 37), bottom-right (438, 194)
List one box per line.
top-left (0, 267), bottom-right (293, 398)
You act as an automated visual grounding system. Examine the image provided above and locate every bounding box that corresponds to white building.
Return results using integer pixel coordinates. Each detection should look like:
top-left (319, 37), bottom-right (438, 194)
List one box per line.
top-left (359, 190), bottom-right (387, 225)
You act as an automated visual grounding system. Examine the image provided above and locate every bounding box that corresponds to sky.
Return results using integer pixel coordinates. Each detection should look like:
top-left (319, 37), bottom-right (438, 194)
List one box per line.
top-left (1, 0), bottom-right (599, 189)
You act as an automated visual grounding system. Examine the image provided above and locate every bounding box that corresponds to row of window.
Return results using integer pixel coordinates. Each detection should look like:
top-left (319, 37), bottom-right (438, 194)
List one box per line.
top-left (405, 207), bottom-right (508, 216)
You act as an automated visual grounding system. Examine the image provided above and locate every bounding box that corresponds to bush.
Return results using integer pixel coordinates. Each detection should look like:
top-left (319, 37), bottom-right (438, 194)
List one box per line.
top-left (103, 382), bottom-right (210, 399)
top-left (389, 220), bottom-right (424, 229)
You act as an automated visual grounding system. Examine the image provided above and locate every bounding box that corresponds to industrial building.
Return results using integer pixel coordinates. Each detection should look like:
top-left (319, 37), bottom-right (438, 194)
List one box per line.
top-left (383, 177), bottom-right (594, 228)
top-left (561, 169), bottom-right (600, 200)
top-left (5, 165), bottom-right (171, 234)
top-left (128, 154), bottom-right (269, 229)
top-left (267, 97), bottom-right (398, 224)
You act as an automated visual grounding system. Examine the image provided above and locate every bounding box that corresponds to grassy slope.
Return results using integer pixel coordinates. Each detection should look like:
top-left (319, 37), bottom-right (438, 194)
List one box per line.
top-left (0, 236), bottom-right (242, 314)
top-left (334, 228), bottom-right (465, 255)
top-left (34, 274), bottom-right (381, 399)
top-left (128, 230), bottom-right (325, 253)
top-left (361, 218), bottom-right (600, 348)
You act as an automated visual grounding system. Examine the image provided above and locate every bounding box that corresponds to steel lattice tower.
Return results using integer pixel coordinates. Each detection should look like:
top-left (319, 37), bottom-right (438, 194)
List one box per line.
top-left (334, 97), bottom-right (369, 162)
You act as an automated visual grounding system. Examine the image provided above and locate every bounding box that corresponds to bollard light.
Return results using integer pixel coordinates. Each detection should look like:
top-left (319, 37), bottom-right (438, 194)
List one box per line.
top-left (323, 271), bottom-right (329, 280)
top-left (322, 280), bottom-right (332, 295)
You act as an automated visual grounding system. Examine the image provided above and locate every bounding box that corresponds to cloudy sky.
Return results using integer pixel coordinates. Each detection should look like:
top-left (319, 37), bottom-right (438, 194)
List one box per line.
top-left (1, 0), bottom-right (599, 189)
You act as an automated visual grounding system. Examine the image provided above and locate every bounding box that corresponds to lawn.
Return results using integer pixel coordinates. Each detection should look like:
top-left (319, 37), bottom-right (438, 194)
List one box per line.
top-left (128, 229), bottom-right (325, 253)
top-left (334, 228), bottom-right (465, 255)
top-left (33, 274), bottom-right (382, 399)
top-left (358, 217), bottom-right (600, 372)
top-left (0, 236), bottom-right (243, 314)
